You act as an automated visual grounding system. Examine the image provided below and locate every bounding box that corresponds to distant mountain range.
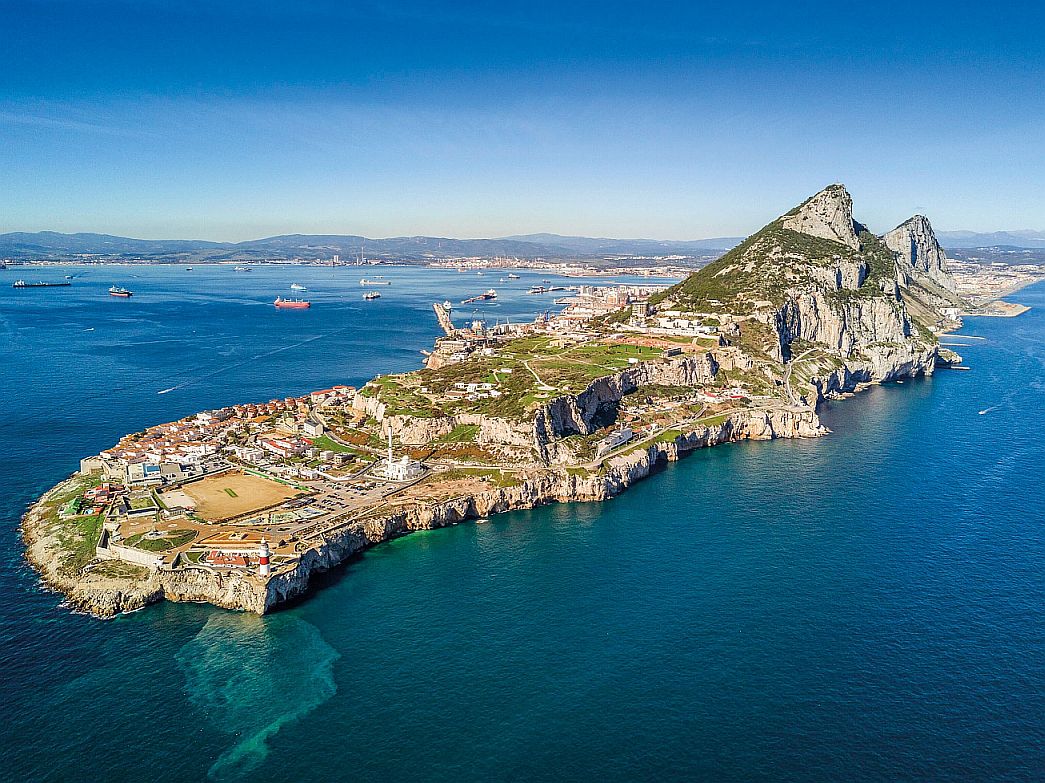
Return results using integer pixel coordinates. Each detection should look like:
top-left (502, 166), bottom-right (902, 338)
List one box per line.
top-left (0, 230), bottom-right (744, 263)
top-left (935, 230), bottom-right (1045, 249)
top-left (1, 228), bottom-right (1042, 264)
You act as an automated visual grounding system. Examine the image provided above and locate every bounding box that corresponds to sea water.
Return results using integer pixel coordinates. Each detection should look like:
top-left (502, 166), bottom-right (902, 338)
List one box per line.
top-left (1, 266), bottom-right (1042, 781)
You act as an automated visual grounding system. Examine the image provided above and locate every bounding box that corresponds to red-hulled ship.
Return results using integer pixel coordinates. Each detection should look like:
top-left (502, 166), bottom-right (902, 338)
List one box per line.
top-left (274, 297), bottom-right (310, 309)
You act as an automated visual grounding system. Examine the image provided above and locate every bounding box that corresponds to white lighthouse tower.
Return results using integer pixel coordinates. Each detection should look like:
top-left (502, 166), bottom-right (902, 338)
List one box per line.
top-left (258, 538), bottom-right (271, 577)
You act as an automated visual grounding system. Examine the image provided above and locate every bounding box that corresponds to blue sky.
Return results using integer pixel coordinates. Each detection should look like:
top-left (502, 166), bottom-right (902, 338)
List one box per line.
top-left (1, 0), bottom-right (1042, 240)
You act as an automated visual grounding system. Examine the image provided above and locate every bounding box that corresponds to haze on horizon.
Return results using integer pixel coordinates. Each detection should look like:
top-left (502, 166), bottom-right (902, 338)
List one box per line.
top-left (2, 1), bottom-right (1042, 242)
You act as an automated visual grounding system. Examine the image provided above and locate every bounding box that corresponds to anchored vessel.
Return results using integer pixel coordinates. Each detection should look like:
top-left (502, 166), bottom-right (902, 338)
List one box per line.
top-left (108, 286), bottom-right (133, 298)
top-left (13, 280), bottom-right (71, 288)
top-left (461, 288), bottom-right (497, 304)
top-left (360, 278), bottom-right (391, 286)
top-left (274, 297), bottom-right (311, 309)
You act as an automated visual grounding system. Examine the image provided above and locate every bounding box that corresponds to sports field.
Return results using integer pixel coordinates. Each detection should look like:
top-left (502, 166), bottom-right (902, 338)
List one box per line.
top-left (174, 472), bottom-right (299, 521)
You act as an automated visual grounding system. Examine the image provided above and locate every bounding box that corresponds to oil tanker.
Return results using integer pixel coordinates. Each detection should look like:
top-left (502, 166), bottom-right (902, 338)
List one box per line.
top-left (274, 297), bottom-right (310, 309)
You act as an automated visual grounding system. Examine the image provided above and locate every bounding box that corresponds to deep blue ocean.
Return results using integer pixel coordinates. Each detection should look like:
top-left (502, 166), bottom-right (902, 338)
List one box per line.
top-left (1, 265), bottom-right (1042, 782)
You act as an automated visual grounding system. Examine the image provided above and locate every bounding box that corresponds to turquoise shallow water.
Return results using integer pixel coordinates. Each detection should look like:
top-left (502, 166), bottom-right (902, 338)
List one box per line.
top-left (1, 267), bottom-right (1043, 781)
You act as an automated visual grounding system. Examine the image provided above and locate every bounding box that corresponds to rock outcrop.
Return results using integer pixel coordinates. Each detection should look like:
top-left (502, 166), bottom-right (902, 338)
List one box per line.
top-left (883, 215), bottom-right (952, 287)
top-left (781, 183), bottom-right (861, 250)
top-left (772, 291), bottom-right (911, 358)
top-left (532, 353), bottom-right (720, 461)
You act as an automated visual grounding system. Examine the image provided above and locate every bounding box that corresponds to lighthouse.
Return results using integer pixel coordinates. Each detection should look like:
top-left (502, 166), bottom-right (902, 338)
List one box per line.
top-left (258, 538), bottom-right (271, 577)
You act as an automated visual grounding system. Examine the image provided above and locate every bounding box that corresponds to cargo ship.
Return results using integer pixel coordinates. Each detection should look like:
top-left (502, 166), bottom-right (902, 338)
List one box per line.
top-left (108, 286), bottom-right (133, 297)
top-left (363, 290), bottom-right (381, 300)
top-left (12, 280), bottom-right (71, 288)
top-left (461, 288), bottom-right (497, 304)
top-left (274, 297), bottom-right (310, 309)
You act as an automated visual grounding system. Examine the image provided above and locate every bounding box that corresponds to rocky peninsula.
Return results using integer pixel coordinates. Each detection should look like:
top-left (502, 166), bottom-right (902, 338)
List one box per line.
top-left (23, 185), bottom-right (980, 618)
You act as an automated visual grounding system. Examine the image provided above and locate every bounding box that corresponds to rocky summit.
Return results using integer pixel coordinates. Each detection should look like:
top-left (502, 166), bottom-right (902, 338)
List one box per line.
top-left (780, 183), bottom-right (862, 250)
top-left (659, 183), bottom-right (963, 398)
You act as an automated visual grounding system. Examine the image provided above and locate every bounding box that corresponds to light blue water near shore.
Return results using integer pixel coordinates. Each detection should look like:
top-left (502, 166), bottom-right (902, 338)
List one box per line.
top-left (1, 266), bottom-right (1043, 782)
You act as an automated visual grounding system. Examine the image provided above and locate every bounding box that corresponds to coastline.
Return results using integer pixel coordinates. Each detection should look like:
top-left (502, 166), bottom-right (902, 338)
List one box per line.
top-left (18, 319), bottom-right (979, 619)
top-left (22, 405), bottom-right (824, 617)
top-left (19, 199), bottom-right (1029, 619)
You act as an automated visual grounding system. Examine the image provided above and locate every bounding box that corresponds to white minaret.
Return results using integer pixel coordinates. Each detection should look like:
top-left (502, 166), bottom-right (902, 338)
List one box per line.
top-left (258, 538), bottom-right (271, 577)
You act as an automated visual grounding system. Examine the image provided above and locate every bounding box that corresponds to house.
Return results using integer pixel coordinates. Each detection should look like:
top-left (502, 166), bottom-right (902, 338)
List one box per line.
top-left (260, 437), bottom-right (308, 458)
top-left (207, 551), bottom-right (250, 568)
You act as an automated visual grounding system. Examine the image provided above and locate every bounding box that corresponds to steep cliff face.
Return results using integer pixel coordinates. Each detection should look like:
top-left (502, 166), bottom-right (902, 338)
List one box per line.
top-left (665, 183), bottom-right (956, 390)
top-left (773, 291), bottom-right (911, 357)
top-left (883, 215), bottom-right (952, 287)
top-left (805, 342), bottom-right (942, 400)
top-left (781, 183), bottom-right (861, 250)
top-left (531, 353), bottom-right (720, 462)
top-left (263, 405), bottom-right (825, 613)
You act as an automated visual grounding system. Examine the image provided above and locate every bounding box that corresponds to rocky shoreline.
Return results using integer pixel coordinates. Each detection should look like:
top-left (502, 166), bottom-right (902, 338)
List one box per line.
top-left (21, 382), bottom-right (886, 618)
top-left (20, 182), bottom-right (981, 619)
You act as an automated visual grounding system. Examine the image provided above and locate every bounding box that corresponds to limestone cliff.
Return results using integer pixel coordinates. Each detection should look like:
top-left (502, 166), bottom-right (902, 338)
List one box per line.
top-left (24, 402), bottom-right (827, 618)
top-left (881, 215), bottom-right (966, 324)
top-left (663, 184), bottom-right (958, 397)
top-left (883, 215), bottom-right (953, 287)
top-left (261, 405), bottom-right (825, 613)
top-left (532, 353), bottom-right (719, 462)
top-left (781, 183), bottom-right (861, 250)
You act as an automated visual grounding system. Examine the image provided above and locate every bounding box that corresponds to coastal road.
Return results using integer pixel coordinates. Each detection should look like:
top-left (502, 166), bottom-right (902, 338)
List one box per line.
top-left (783, 348), bottom-right (818, 405)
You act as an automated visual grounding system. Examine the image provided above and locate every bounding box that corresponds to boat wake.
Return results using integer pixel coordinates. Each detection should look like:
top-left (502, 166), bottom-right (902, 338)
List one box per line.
top-left (156, 330), bottom-right (347, 394)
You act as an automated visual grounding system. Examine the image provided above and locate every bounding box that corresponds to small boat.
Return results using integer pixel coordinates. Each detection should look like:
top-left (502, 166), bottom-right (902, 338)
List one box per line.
top-left (65, 275), bottom-right (74, 279)
top-left (274, 297), bottom-right (310, 309)
top-left (363, 290), bottom-right (381, 300)
top-left (186, 266), bottom-right (193, 271)
top-left (109, 286), bottom-right (133, 298)
top-left (233, 266), bottom-right (251, 272)
top-left (290, 283), bottom-right (307, 291)
top-left (360, 278), bottom-right (391, 286)
top-left (507, 273), bottom-right (520, 279)
top-left (442, 300), bottom-right (453, 310)
top-left (13, 279), bottom-right (71, 288)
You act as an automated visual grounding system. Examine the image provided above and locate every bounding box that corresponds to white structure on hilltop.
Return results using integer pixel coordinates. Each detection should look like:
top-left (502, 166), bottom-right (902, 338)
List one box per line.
top-left (375, 430), bottom-right (425, 482)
